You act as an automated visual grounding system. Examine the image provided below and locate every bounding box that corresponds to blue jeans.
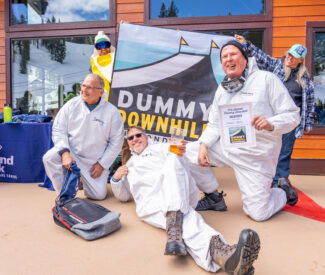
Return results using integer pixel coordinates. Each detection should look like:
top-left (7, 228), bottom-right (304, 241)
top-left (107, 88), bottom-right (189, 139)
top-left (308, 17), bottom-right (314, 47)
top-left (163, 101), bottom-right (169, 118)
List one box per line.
top-left (272, 128), bottom-right (297, 186)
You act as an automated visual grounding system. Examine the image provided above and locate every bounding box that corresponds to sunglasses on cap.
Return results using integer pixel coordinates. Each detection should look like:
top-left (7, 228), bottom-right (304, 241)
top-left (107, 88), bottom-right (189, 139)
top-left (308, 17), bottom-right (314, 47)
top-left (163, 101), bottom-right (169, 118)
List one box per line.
top-left (95, 41), bottom-right (111, 50)
top-left (127, 133), bottom-right (143, 141)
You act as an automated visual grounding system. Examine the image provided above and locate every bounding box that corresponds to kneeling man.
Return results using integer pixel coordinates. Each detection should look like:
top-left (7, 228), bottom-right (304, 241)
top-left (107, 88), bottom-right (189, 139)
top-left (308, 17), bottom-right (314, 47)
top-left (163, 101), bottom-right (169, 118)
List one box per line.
top-left (43, 74), bottom-right (124, 200)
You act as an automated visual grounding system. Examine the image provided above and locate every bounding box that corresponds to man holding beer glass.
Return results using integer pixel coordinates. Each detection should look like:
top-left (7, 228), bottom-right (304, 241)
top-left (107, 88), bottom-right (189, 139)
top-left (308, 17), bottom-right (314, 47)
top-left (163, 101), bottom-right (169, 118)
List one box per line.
top-left (110, 126), bottom-right (261, 274)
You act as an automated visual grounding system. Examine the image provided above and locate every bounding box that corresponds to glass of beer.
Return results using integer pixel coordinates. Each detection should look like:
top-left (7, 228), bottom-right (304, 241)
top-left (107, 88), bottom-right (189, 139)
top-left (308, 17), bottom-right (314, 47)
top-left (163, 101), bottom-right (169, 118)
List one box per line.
top-left (170, 127), bottom-right (185, 156)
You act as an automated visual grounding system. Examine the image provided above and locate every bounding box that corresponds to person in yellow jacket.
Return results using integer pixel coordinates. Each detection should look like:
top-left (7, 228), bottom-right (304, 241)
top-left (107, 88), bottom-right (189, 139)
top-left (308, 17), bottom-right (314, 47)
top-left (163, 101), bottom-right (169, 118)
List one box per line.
top-left (91, 31), bottom-right (128, 173)
top-left (90, 31), bottom-right (115, 99)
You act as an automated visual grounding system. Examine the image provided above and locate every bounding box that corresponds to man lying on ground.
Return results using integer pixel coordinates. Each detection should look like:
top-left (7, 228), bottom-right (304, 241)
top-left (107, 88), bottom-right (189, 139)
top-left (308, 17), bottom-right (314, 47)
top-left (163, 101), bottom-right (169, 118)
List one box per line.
top-left (111, 126), bottom-right (260, 275)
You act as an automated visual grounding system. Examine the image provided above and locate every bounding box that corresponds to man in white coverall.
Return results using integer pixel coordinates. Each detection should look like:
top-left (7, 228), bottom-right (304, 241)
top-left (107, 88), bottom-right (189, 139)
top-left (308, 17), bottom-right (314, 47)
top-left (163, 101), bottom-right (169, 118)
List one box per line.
top-left (43, 74), bottom-right (124, 200)
top-left (111, 126), bottom-right (260, 275)
top-left (195, 40), bottom-right (300, 221)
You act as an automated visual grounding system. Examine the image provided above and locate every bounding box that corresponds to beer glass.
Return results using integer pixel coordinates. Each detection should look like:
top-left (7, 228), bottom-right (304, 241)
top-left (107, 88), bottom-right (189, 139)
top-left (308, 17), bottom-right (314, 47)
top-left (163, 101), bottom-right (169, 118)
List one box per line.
top-left (170, 127), bottom-right (185, 155)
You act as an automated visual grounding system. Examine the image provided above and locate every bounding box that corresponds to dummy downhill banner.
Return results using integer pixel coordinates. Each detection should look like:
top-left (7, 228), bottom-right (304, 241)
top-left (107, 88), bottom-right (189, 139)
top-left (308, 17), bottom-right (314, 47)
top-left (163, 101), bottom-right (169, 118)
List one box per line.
top-left (109, 23), bottom-right (231, 141)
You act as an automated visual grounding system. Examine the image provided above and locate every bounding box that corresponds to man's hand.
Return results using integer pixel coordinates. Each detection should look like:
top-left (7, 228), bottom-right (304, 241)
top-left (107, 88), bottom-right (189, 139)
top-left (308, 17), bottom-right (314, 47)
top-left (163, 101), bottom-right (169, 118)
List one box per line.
top-left (177, 140), bottom-right (187, 156)
top-left (91, 162), bottom-right (104, 178)
top-left (61, 151), bottom-right (74, 169)
top-left (198, 143), bottom-right (210, 166)
top-left (113, 165), bottom-right (128, 180)
top-left (304, 130), bottom-right (311, 134)
top-left (251, 116), bottom-right (274, 131)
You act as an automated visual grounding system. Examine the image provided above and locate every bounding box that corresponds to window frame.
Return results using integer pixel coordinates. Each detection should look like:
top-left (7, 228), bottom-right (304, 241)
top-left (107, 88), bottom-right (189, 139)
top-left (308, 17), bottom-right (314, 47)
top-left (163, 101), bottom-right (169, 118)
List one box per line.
top-left (144, 0), bottom-right (273, 55)
top-left (306, 21), bottom-right (325, 133)
top-left (5, 0), bottom-right (116, 105)
top-left (5, 0), bottom-right (116, 31)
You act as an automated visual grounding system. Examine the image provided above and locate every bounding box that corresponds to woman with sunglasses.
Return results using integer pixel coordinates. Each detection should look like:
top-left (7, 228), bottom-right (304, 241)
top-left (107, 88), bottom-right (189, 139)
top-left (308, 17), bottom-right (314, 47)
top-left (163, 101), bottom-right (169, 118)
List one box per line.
top-left (90, 31), bottom-right (116, 99)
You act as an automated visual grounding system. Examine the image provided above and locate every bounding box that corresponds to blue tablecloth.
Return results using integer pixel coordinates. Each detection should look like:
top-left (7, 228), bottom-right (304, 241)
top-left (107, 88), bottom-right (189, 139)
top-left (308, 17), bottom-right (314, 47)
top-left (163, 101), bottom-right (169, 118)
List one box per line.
top-left (0, 123), bottom-right (54, 188)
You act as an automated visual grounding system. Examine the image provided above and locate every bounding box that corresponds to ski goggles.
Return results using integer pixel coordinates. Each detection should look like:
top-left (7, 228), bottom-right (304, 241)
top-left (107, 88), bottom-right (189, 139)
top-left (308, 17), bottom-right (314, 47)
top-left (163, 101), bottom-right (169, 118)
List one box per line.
top-left (95, 41), bottom-right (111, 50)
top-left (127, 133), bottom-right (143, 141)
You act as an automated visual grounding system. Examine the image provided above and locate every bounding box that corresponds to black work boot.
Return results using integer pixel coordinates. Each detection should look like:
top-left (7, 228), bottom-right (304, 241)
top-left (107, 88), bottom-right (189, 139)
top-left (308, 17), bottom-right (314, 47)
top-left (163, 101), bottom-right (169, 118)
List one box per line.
top-left (164, 210), bottom-right (187, 256)
top-left (209, 229), bottom-right (260, 275)
top-left (273, 177), bottom-right (298, 206)
top-left (195, 191), bottom-right (227, 211)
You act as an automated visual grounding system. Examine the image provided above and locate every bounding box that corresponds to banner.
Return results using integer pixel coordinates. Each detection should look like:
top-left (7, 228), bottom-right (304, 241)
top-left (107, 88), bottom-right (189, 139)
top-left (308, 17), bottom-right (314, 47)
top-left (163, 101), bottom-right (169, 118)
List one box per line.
top-left (110, 23), bottom-right (231, 141)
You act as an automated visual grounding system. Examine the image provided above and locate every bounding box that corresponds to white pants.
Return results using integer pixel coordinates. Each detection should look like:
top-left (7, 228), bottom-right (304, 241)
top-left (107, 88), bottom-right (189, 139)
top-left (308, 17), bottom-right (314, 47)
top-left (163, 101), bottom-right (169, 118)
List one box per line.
top-left (43, 147), bottom-right (109, 200)
top-left (186, 141), bottom-right (220, 194)
top-left (139, 154), bottom-right (224, 273)
top-left (203, 142), bottom-right (287, 221)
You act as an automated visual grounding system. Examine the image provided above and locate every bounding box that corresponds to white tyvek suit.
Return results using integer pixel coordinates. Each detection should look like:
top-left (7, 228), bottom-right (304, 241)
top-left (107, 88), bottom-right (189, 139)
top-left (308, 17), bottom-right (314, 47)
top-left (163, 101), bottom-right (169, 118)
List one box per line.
top-left (190, 58), bottom-right (300, 221)
top-left (111, 143), bottom-right (225, 272)
top-left (43, 93), bottom-right (124, 200)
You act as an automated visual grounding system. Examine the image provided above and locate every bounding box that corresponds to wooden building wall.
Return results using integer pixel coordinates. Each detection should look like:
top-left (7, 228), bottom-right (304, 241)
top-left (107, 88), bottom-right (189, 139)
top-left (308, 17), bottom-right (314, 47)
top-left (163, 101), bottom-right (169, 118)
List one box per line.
top-left (116, 0), bottom-right (144, 25)
top-left (273, 0), bottom-right (325, 58)
top-left (273, 0), bottom-right (325, 165)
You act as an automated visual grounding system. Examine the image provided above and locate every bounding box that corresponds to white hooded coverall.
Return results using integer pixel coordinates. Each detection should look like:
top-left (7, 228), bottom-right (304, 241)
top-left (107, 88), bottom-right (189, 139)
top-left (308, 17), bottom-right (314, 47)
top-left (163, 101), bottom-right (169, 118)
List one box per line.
top-left (43, 93), bottom-right (124, 200)
top-left (111, 142), bottom-right (226, 272)
top-left (191, 58), bottom-right (300, 222)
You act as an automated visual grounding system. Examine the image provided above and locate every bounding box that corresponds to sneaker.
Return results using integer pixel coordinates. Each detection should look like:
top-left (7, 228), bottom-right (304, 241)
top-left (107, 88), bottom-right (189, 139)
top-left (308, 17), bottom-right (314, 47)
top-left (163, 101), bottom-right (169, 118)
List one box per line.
top-left (195, 191), bottom-right (227, 211)
top-left (274, 178), bottom-right (298, 206)
top-left (209, 229), bottom-right (260, 275)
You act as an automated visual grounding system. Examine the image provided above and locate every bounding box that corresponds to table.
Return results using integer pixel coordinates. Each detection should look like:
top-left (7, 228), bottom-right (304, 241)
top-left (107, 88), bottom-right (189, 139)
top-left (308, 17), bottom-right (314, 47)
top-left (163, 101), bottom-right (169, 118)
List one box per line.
top-left (0, 123), bottom-right (54, 187)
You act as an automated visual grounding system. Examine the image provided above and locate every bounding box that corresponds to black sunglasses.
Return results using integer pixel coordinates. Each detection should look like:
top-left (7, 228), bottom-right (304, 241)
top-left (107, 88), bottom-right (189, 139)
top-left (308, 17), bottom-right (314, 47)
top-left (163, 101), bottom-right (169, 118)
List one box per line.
top-left (127, 133), bottom-right (143, 141)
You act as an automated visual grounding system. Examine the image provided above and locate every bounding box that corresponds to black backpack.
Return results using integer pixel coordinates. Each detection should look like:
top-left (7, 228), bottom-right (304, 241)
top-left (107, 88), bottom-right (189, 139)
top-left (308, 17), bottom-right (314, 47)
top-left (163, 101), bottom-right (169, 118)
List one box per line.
top-left (52, 163), bottom-right (121, 240)
top-left (53, 197), bottom-right (121, 241)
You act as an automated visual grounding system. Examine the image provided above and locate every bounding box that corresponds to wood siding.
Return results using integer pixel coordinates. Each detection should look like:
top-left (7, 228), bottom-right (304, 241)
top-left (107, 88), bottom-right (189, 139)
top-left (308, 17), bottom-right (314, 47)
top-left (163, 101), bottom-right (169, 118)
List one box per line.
top-left (116, 0), bottom-right (144, 25)
top-left (273, 0), bottom-right (325, 58)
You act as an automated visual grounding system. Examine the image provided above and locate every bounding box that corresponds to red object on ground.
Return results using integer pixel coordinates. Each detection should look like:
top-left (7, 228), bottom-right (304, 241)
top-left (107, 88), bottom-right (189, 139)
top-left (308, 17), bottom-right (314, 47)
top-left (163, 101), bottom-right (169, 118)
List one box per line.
top-left (283, 186), bottom-right (325, 222)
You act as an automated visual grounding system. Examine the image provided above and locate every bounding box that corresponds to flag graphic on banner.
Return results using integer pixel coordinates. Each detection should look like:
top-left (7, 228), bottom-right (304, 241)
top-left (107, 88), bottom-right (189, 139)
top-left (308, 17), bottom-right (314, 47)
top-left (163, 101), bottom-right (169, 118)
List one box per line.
top-left (110, 23), bottom-right (231, 141)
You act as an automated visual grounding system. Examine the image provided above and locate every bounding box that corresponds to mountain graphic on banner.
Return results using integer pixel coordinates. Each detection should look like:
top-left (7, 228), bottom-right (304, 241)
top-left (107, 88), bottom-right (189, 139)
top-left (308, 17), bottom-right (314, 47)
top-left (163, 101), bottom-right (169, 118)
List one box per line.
top-left (112, 38), bottom-right (219, 89)
top-left (110, 33), bottom-right (220, 141)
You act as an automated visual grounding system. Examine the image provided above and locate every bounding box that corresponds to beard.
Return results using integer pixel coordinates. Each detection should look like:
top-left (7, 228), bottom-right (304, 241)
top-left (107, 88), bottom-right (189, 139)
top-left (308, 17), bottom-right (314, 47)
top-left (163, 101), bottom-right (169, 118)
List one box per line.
top-left (132, 142), bottom-right (147, 155)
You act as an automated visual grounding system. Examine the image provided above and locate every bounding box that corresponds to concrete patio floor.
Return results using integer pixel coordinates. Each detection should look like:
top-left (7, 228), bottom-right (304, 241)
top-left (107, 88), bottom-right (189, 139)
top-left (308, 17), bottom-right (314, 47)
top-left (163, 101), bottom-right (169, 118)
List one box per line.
top-left (1, 168), bottom-right (325, 275)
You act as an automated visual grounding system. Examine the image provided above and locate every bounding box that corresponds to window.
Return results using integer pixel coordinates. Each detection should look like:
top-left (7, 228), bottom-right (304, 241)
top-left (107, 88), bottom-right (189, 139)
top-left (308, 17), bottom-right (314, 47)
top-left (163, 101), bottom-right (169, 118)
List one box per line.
top-left (150, 0), bottom-right (265, 19)
top-left (306, 22), bottom-right (325, 130)
top-left (10, 0), bottom-right (110, 25)
top-left (145, 0), bottom-right (273, 55)
top-left (5, 0), bottom-right (116, 114)
top-left (11, 36), bottom-right (95, 115)
top-left (210, 30), bottom-right (264, 52)
top-left (313, 32), bottom-right (325, 127)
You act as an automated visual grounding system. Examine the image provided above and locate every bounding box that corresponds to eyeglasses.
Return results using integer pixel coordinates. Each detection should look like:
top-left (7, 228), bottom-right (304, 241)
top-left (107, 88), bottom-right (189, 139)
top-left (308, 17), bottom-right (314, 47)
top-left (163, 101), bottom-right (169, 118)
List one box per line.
top-left (81, 84), bottom-right (102, 90)
top-left (127, 133), bottom-right (143, 141)
top-left (95, 41), bottom-right (111, 50)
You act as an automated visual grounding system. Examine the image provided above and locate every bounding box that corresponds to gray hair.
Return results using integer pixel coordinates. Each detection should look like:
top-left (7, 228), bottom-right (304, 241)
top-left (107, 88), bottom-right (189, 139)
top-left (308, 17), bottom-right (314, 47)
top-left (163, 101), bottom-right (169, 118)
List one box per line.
top-left (85, 74), bottom-right (105, 89)
top-left (127, 126), bottom-right (146, 135)
top-left (283, 61), bottom-right (309, 89)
